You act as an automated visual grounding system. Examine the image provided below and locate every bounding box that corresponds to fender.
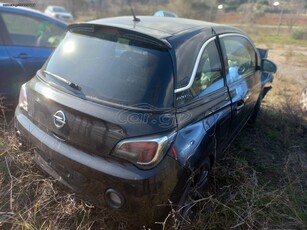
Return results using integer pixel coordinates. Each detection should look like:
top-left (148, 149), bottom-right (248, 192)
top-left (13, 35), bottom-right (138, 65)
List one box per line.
top-left (172, 117), bottom-right (217, 171)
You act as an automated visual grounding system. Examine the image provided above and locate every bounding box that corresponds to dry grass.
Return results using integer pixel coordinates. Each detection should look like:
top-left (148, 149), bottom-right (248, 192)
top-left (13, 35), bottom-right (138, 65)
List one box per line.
top-left (189, 105), bottom-right (307, 229)
top-left (0, 139), bottom-right (135, 229)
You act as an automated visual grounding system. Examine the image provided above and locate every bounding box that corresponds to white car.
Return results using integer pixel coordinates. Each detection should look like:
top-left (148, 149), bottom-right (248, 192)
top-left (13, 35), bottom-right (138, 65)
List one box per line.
top-left (44, 5), bottom-right (74, 22)
top-left (154, 10), bottom-right (177, 17)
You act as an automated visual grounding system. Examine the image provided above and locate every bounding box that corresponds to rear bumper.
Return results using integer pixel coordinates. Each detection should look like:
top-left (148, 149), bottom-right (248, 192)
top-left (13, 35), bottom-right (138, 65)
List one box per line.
top-left (14, 107), bottom-right (181, 225)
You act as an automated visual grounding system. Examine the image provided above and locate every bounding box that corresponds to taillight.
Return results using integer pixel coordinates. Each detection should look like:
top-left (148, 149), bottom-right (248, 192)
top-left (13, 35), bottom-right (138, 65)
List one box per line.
top-left (112, 133), bottom-right (176, 169)
top-left (19, 84), bottom-right (28, 112)
top-left (115, 142), bottom-right (158, 164)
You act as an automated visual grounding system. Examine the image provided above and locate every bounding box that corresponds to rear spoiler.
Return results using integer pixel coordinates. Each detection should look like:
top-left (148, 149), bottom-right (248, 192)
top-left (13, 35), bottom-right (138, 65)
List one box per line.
top-left (68, 23), bottom-right (172, 49)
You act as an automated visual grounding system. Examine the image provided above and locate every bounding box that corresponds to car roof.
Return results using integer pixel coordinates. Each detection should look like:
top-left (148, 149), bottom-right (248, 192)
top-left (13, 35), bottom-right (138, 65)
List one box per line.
top-left (88, 16), bottom-right (241, 39)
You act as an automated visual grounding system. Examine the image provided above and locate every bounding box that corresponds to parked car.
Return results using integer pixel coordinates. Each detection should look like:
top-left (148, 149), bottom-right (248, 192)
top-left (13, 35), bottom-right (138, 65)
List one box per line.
top-left (44, 5), bottom-right (74, 22)
top-left (14, 16), bottom-right (277, 227)
top-left (154, 10), bottom-right (178, 17)
top-left (0, 5), bottom-right (67, 104)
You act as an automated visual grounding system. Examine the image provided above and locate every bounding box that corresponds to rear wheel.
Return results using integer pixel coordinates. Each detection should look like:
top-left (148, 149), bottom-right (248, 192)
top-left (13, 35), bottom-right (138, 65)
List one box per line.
top-left (175, 158), bottom-right (211, 229)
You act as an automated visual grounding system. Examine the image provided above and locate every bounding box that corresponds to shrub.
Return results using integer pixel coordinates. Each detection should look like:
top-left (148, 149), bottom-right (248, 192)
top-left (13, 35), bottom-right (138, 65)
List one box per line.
top-left (292, 29), bottom-right (307, 40)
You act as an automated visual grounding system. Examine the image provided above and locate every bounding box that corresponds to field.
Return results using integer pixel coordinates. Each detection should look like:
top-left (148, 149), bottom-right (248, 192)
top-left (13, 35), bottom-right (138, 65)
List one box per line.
top-left (0, 17), bottom-right (307, 230)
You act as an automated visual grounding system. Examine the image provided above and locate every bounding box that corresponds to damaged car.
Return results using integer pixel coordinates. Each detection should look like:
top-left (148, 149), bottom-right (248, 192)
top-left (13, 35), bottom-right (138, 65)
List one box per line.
top-left (14, 16), bottom-right (277, 227)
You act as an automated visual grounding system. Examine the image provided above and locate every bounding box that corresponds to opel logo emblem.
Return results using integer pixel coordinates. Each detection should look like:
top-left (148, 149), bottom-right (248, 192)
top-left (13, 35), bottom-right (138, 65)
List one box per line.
top-left (53, 110), bottom-right (66, 129)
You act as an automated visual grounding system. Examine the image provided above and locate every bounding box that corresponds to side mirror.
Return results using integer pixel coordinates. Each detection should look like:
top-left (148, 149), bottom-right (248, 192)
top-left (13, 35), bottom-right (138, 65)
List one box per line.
top-left (261, 59), bottom-right (277, 74)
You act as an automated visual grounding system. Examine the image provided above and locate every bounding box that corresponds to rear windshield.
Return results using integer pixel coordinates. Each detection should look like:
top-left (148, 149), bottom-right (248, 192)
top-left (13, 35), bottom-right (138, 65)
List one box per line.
top-left (42, 30), bottom-right (174, 108)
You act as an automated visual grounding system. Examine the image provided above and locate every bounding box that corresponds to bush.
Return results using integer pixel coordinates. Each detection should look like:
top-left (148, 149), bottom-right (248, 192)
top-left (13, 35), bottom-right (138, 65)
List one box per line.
top-left (292, 29), bottom-right (307, 40)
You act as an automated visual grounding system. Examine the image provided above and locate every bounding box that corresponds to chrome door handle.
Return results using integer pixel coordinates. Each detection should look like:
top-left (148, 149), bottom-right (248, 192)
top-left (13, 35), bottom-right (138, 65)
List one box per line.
top-left (14, 53), bottom-right (32, 59)
top-left (236, 101), bottom-right (245, 111)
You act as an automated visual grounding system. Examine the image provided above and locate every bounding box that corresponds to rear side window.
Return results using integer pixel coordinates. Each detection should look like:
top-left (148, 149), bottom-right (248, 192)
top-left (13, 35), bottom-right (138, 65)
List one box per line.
top-left (42, 31), bottom-right (174, 108)
top-left (175, 40), bottom-right (224, 106)
top-left (221, 36), bottom-right (256, 84)
top-left (191, 40), bottom-right (224, 97)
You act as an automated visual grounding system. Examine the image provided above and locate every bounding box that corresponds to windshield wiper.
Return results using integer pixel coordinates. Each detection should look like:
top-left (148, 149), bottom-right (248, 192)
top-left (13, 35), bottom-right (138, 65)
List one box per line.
top-left (43, 70), bottom-right (81, 91)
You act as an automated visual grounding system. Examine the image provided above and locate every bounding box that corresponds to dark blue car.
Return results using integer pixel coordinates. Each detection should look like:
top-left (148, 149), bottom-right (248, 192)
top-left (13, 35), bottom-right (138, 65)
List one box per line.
top-left (0, 5), bottom-right (66, 103)
top-left (15, 16), bottom-right (277, 228)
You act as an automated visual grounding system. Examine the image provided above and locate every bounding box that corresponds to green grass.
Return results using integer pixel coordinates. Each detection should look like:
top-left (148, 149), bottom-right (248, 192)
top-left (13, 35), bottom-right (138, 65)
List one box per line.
top-left (227, 24), bottom-right (307, 46)
top-left (250, 33), bottom-right (307, 45)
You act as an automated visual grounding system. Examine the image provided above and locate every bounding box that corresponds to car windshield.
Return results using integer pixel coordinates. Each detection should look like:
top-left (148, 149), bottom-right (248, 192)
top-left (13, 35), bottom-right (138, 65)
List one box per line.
top-left (53, 7), bottom-right (66, 12)
top-left (42, 31), bottom-right (174, 108)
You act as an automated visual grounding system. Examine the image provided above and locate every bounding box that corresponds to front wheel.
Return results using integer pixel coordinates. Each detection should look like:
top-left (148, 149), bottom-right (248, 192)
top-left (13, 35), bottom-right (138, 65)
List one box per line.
top-left (249, 90), bottom-right (263, 122)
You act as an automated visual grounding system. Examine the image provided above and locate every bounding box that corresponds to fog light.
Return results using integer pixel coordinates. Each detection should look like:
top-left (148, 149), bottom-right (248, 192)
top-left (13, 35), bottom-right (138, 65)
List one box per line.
top-left (105, 189), bottom-right (125, 209)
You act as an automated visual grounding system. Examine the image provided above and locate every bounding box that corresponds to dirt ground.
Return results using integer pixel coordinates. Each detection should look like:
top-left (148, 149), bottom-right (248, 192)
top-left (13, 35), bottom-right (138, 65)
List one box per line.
top-left (258, 44), bottom-right (307, 112)
top-left (269, 44), bottom-right (307, 83)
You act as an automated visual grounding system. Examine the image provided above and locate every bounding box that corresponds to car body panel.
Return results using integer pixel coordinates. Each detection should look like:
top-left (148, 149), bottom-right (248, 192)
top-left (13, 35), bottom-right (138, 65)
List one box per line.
top-left (175, 86), bottom-right (232, 163)
top-left (3, 46), bottom-right (53, 96)
top-left (0, 44), bottom-right (24, 97)
top-left (0, 6), bottom-right (66, 101)
top-left (227, 72), bottom-right (262, 136)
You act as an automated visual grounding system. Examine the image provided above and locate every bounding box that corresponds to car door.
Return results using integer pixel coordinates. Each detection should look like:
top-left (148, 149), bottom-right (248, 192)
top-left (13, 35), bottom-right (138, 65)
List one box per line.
top-left (219, 34), bottom-right (262, 138)
top-left (0, 22), bottom-right (16, 99)
top-left (0, 10), bottom-right (66, 99)
top-left (175, 37), bottom-right (232, 164)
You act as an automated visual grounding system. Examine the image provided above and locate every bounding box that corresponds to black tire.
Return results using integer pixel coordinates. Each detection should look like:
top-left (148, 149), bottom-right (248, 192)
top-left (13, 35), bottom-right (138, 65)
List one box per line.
top-left (175, 158), bottom-right (211, 230)
top-left (249, 90), bottom-right (263, 122)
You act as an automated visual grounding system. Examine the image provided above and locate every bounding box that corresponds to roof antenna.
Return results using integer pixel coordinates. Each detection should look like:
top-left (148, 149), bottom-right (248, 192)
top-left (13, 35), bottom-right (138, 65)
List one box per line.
top-left (130, 6), bottom-right (140, 22)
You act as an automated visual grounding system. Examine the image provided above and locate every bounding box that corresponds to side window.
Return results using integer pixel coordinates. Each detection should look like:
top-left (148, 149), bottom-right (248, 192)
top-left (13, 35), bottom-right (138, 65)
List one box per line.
top-left (221, 36), bottom-right (256, 84)
top-left (1, 12), bottom-right (65, 47)
top-left (190, 40), bottom-right (224, 97)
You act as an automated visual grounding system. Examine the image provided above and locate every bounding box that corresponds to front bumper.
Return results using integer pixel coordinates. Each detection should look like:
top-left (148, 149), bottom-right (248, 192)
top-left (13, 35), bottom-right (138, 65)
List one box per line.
top-left (15, 107), bottom-right (181, 225)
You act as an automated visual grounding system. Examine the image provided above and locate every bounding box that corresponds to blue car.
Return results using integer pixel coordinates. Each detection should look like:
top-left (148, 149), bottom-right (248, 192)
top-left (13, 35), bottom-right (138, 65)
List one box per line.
top-left (0, 5), bottom-right (67, 103)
